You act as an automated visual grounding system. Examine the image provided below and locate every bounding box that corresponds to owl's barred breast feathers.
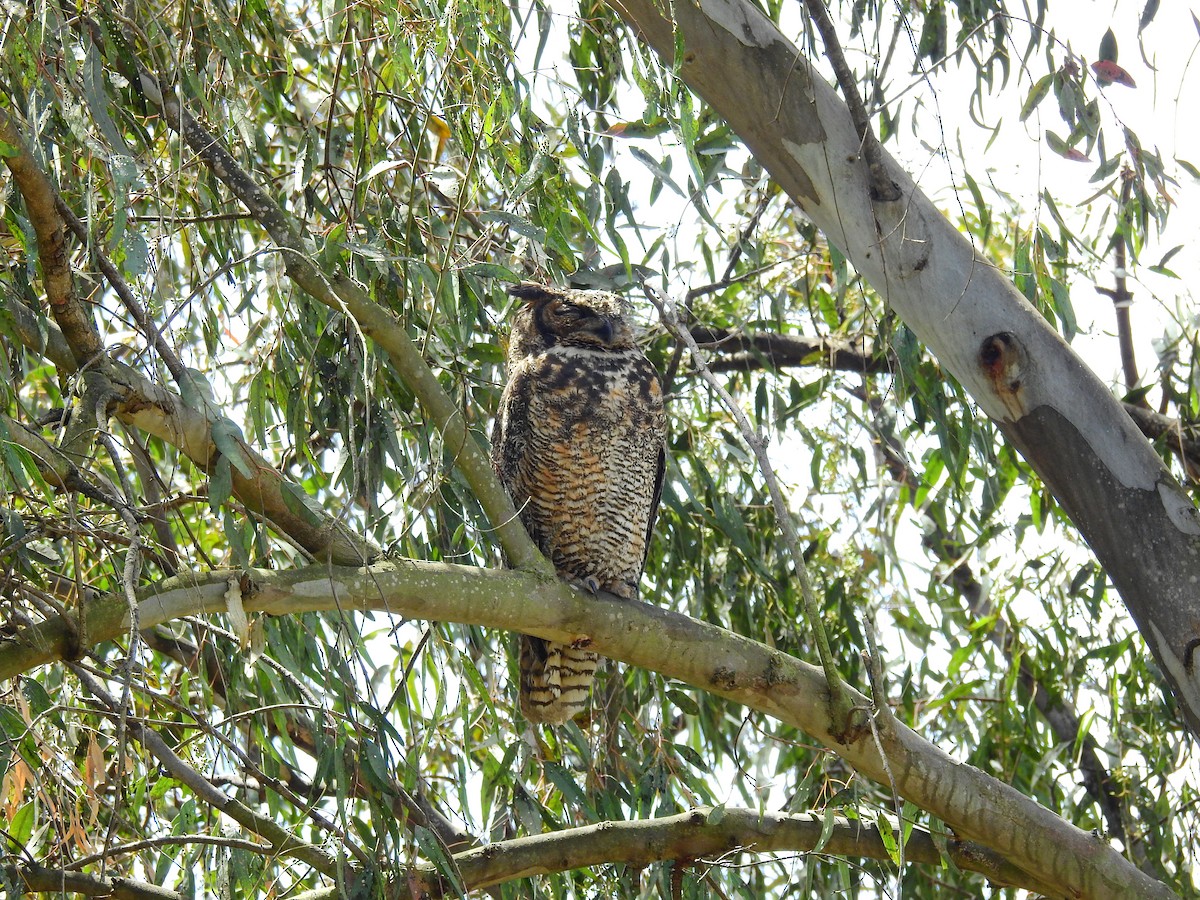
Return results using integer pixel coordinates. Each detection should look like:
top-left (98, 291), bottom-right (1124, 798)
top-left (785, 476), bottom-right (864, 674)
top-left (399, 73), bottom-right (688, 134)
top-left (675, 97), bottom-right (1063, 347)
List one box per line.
top-left (491, 282), bottom-right (667, 725)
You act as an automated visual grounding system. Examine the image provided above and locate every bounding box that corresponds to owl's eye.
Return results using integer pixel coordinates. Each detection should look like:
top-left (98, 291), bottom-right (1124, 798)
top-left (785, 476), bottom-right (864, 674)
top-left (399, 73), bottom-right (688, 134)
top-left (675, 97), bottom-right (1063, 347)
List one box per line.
top-left (555, 301), bottom-right (598, 327)
top-left (541, 298), bottom-right (615, 345)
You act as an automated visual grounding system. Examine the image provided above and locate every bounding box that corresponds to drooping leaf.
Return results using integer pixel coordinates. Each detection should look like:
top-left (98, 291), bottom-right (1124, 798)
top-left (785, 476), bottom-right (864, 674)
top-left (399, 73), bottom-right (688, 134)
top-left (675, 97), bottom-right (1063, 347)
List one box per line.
top-left (1091, 59), bottom-right (1137, 87)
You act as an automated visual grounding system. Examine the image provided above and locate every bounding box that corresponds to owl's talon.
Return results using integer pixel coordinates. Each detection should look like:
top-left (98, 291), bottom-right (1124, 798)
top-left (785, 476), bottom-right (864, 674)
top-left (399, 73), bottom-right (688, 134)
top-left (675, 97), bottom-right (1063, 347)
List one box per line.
top-left (569, 635), bottom-right (593, 650)
top-left (561, 574), bottom-right (601, 594)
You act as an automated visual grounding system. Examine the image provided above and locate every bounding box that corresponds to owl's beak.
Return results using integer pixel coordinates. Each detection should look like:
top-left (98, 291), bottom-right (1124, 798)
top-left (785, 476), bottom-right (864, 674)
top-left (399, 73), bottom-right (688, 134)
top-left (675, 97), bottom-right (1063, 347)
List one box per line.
top-left (591, 319), bottom-right (615, 344)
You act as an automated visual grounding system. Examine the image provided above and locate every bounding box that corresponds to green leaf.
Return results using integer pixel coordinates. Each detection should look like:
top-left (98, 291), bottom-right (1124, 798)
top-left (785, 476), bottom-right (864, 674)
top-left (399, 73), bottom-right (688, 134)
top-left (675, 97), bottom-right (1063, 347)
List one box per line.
top-left (211, 418), bottom-right (254, 478)
top-left (629, 146), bottom-right (685, 197)
top-left (876, 810), bottom-right (901, 865)
top-left (21, 679), bottom-right (54, 724)
top-left (1045, 131), bottom-right (1087, 161)
top-left (1020, 73), bottom-right (1054, 121)
top-left (459, 262), bottom-right (520, 281)
top-left (544, 762), bottom-right (596, 817)
top-left (209, 456), bottom-right (233, 511)
top-left (414, 825), bottom-right (466, 898)
top-left (1154, 244), bottom-right (1184, 270)
top-left (813, 805), bottom-right (838, 853)
top-left (928, 817), bottom-right (958, 871)
top-left (279, 482), bottom-right (325, 526)
top-left (1098, 28), bottom-right (1118, 63)
top-left (946, 642), bottom-right (973, 679)
top-left (667, 687), bottom-right (700, 716)
top-left (179, 368), bottom-right (217, 412)
top-left (116, 227), bottom-right (149, 282)
top-left (478, 210), bottom-right (546, 242)
top-left (1139, 0), bottom-right (1160, 32)
top-left (6, 800), bottom-right (34, 848)
top-left (1089, 152), bottom-right (1123, 183)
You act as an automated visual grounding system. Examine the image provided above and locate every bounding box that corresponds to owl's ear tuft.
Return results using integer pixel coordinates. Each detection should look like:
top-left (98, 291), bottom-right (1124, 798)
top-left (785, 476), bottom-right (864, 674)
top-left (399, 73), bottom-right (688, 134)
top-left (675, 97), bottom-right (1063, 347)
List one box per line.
top-left (507, 282), bottom-right (558, 302)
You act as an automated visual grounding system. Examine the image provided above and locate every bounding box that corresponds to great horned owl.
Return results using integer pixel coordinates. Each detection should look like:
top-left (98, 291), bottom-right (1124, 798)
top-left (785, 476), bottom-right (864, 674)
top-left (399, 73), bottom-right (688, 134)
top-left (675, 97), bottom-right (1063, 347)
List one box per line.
top-left (491, 283), bottom-right (667, 724)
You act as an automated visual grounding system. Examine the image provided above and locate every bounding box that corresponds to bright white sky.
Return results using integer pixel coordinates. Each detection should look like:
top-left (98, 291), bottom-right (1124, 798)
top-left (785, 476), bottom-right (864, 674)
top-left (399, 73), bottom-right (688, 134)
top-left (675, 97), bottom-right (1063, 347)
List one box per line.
top-left (885, 0), bottom-right (1200, 384)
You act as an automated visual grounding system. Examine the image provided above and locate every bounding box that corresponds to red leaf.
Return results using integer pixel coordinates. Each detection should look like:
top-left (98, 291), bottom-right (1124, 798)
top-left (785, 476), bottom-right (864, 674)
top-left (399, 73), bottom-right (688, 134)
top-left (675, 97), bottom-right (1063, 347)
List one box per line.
top-left (1091, 60), bottom-right (1137, 87)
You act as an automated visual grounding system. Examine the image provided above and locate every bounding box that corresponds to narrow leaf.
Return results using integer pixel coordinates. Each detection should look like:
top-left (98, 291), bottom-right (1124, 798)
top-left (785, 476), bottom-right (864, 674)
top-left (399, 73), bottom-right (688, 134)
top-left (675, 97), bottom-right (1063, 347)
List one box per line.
top-left (1098, 28), bottom-right (1118, 63)
top-left (1091, 60), bottom-right (1136, 88)
top-left (629, 147), bottom-right (686, 197)
top-left (1020, 73), bottom-right (1054, 121)
top-left (813, 805), bottom-right (838, 853)
top-left (414, 826), bottom-right (466, 899)
top-left (1138, 0), bottom-right (1159, 31)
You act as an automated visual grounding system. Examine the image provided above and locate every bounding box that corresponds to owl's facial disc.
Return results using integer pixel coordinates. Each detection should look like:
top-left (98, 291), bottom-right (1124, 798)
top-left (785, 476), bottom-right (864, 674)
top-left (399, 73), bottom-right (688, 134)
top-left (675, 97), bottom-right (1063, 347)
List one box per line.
top-left (536, 299), bottom-right (622, 348)
top-left (563, 303), bottom-right (615, 344)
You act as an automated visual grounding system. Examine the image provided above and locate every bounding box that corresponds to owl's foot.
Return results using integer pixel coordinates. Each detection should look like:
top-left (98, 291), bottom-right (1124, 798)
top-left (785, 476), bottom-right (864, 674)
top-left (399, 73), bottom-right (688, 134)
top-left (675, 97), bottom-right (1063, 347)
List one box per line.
top-left (563, 574), bottom-right (601, 595)
top-left (568, 635), bottom-right (593, 650)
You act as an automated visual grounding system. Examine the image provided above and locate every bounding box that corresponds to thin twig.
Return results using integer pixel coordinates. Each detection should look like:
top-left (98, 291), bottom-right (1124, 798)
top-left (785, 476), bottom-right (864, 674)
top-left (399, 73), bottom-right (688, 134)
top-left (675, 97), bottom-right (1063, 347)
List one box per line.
top-left (130, 57), bottom-right (546, 576)
top-left (663, 193), bottom-right (776, 396)
top-left (2, 287), bottom-right (379, 565)
top-left (866, 394), bottom-right (1139, 854)
top-left (55, 197), bottom-right (189, 384)
top-left (1094, 170), bottom-right (1138, 394)
top-left (648, 286), bottom-right (854, 735)
top-left (67, 834), bottom-right (271, 871)
top-left (153, 619), bottom-right (481, 859)
top-left (863, 616), bottom-right (903, 898)
top-left (800, 0), bottom-right (900, 202)
top-left (95, 428), bottom-right (143, 878)
top-left (139, 680), bottom-right (375, 869)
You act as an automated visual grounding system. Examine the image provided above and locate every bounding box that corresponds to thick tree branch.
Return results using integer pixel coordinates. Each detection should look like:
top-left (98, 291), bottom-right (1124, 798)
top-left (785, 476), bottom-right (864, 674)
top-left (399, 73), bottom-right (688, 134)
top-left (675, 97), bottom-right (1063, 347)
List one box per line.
top-left (296, 806), bottom-right (1057, 898)
top-left (0, 294), bottom-right (376, 565)
top-left (0, 109), bottom-right (104, 365)
top-left (690, 325), bottom-right (891, 374)
top-left (0, 561), bottom-right (1175, 899)
top-left (2, 863), bottom-right (182, 900)
top-left (1123, 404), bottom-right (1200, 468)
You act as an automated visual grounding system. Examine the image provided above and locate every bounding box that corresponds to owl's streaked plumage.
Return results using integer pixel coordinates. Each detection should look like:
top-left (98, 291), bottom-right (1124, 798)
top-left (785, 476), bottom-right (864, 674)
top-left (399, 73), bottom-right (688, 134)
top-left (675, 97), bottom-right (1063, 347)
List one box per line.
top-left (492, 283), bottom-right (667, 724)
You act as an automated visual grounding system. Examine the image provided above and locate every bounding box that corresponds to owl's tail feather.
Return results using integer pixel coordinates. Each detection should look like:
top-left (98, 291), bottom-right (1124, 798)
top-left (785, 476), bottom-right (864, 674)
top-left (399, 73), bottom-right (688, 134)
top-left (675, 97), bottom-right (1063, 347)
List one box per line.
top-left (519, 634), bottom-right (599, 724)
